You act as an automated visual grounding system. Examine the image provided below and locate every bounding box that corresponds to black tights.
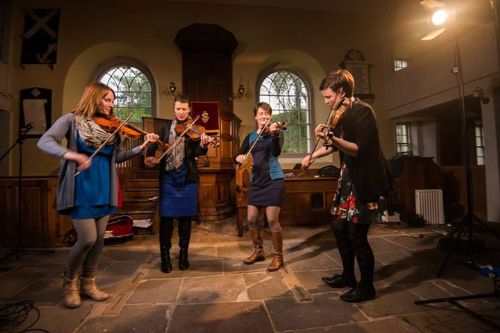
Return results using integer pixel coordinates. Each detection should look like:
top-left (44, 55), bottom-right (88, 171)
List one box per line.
top-left (159, 217), bottom-right (192, 251)
top-left (332, 221), bottom-right (374, 289)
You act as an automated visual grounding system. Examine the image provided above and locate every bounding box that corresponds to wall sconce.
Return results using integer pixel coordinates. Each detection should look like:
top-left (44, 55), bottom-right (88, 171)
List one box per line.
top-left (472, 87), bottom-right (490, 104)
top-left (167, 81), bottom-right (177, 96)
top-left (229, 84), bottom-right (245, 101)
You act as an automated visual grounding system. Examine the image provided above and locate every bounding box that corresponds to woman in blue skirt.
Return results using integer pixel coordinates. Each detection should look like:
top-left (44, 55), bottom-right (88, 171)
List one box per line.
top-left (144, 95), bottom-right (211, 273)
top-left (235, 102), bottom-right (286, 271)
top-left (38, 82), bottom-right (159, 308)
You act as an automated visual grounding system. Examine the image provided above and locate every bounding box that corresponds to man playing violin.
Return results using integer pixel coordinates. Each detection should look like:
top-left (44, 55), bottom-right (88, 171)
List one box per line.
top-left (235, 102), bottom-right (286, 272)
top-left (300, 69), bottom-right (390, 303)
top-left (144, 94), bottom-right (211, 273)
top-left (37, 82), bottom-right (159, 309)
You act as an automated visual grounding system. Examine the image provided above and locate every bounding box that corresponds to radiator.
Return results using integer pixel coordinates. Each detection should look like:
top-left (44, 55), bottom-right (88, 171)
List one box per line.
top-left (415, 189), bottom-right (445, 225)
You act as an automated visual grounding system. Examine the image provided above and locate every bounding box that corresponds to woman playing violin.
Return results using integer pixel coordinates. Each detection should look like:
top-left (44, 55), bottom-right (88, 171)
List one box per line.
top-left (37, 82), bottom-right (159, 309)
top-left (300, 69), bottom-right (390, 303)
top-left (144, 94), bottom-right (211, 274)
top-left (235, 102), bottom-right (285, 272)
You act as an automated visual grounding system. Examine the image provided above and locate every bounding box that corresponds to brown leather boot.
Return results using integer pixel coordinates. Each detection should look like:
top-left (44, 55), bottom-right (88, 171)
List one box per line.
top-left (63, 273), bottom-right (81, 308)
top-left (80, 276), bottom-right (109, 301)
top-left (267, 231), bottom-right (283, 272)
top-left (243, 228), bottom-right (265, 264)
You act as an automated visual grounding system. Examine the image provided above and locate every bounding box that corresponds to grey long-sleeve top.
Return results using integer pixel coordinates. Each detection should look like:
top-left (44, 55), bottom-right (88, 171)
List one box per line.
top-left (37, 113), bottom-right (142, 212)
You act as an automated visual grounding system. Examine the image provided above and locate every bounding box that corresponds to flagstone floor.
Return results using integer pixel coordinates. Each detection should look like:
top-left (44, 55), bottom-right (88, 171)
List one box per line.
top-left (1, 219), bottom-right (499, 333)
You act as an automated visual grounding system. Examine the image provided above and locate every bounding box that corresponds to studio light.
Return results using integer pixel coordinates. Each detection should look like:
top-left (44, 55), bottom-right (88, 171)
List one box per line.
top-left (431, 9), bottom-right (449, 26)
top-left (420, 0), bottom-right (450, 40)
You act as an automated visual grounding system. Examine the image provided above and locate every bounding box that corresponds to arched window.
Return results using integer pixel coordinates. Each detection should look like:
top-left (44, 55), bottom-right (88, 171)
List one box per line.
top-left (258, 71), bottom-right (311, 154)
top-left (97, 63), bottom-right (154, 128)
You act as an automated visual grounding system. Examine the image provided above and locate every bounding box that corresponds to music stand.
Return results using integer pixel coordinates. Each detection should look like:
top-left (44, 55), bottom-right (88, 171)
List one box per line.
top-left (416, 262), bottom-right (500, 330)
top-left (435, 37), bottom-right (500, 278)
top-left (0, 124), bottom-right (53, 263)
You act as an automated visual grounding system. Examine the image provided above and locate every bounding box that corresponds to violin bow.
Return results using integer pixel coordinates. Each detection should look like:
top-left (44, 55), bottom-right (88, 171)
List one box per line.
top-left (239, 116), bottom-right (272, 168)
top-left (156, 115), bottom-right (200, 162)
top-left (75, 113), bottom-right (133, 177)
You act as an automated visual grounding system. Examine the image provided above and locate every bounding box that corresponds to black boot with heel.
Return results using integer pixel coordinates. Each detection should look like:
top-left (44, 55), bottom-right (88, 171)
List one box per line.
top-left (159, 217), bottom-right (173, 273)
top-left (178, 217), bottom-right (192, 270)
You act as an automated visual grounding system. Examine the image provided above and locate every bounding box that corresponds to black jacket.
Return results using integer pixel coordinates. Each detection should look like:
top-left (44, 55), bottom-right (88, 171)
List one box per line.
top-left (338, 100), bottom-right (390, 202)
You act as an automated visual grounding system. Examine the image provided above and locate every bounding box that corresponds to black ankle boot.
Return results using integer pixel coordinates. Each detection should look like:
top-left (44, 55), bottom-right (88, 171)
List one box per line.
top-left (179, 249), bottom-right (189, 270)
top-left (159, 218), bottom-right (174, 273)
top-left (340, 285), bottom-right (376, 303)
top-left (321, 274), bottom-right (357, 288)
top-left (160, 248), bottom-right (172, 273)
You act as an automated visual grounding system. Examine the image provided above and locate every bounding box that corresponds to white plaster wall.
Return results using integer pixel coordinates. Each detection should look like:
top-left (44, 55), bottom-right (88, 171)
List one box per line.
top-left (6, 0), bottom-right (390, 175)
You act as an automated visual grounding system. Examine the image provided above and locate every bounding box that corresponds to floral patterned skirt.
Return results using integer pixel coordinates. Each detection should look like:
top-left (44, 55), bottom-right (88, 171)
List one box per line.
top-left (330, 163), bottom-right (384, 224)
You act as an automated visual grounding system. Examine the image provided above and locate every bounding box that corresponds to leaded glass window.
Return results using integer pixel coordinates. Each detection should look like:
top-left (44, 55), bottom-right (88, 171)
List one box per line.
top-left (259, 71), bottom-right (311, 154)
top-left (396, 123), bottom-right (412, 154)
top-left (475, 125), bottom-right (485, 165)
top-left (98, 65), bottom-right (152, 128)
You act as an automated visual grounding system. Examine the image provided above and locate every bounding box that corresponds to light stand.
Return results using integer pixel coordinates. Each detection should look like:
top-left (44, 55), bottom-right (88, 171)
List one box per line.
top-left (0, 124), bottom-right (53, 263)
top-left (436, 37), bottom-right (500, 278)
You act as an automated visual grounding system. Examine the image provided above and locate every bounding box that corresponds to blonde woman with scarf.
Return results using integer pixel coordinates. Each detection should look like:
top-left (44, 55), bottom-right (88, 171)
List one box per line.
top-left (38, 82), bottom-right (158, 308)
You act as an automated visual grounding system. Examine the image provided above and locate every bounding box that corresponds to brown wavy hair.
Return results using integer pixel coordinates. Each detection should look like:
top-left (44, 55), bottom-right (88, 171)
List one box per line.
top-left (73, 82), bottom-right (115, 118)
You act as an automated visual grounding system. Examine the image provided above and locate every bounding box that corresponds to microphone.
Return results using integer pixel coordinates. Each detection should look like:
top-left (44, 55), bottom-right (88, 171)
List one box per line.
top-left (21, 122), bottom-right (34, 134)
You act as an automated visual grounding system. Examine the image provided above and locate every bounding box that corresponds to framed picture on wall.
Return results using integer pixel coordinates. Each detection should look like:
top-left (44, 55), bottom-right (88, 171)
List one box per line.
top-left (20, 87), bottom-right (51, 138)
top-left (191, 101), bottom-right (219, 134)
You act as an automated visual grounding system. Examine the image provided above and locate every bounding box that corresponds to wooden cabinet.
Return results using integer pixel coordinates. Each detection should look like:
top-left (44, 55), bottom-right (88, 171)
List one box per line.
top-left (0, 177), bottom-right (72, 248)
top-left (281, 176), bottom-right (337, 225)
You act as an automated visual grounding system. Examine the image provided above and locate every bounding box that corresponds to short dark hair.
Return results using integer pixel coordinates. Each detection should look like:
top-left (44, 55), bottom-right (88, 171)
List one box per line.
top-left (319, 69), bottom-right (355, 97)
top-left (174, 93), bottom-right (191, 107)
top-left (253, 101), bottom-right (272, 116)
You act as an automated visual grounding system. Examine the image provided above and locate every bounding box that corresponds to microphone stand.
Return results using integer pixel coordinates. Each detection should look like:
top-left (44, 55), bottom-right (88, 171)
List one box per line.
top-left (1, 125), bottom-right (54, 264)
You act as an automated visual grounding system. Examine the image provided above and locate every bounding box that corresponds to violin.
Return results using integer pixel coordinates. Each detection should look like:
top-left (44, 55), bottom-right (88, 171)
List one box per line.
top-left (324, 98), bottom-right (350, 141)
top-left (261, 121), bottom-right (288, 137)
top-left (175, 119), bottom-right (220, 147)
top-left (94, 115), bottom-right (168, 147)
top-left (93, 115), bottom-right (143, 139)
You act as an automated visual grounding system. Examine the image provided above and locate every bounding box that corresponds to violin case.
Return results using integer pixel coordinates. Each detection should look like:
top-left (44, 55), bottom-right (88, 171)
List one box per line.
top-left (104, 215), bottom-right (134, 241)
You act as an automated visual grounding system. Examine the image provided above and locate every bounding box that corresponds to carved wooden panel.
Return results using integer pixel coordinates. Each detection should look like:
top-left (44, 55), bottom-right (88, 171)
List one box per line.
top-left (0, 177), bottom-right (73, 248)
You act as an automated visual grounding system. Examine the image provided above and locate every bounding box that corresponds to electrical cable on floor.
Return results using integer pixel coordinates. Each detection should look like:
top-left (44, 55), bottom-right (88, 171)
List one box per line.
top-left (0, 300), bottom-right (50, 333)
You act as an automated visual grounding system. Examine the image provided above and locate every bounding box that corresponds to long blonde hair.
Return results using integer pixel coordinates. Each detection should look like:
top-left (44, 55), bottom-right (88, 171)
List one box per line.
top-left (73, 82), bottom-right (115, 118)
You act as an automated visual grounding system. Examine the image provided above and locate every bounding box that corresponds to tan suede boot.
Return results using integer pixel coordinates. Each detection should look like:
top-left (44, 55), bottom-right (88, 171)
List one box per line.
top-left (243, 228), bottom-right (265, 264)
top-left (267, 231), bottom-right (283, 272)
top-left (63, 274), bottom-right (81, 308)
top-left (80, 276), bottom-right (109, 301)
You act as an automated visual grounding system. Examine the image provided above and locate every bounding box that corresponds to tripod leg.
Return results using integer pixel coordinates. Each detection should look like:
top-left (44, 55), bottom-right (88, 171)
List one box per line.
top-left (450, 300), bottom-right (500, 330)
top-left (415, 292), bottom-right (495, 305)
top-left (472, 214), bottom-right (500, 240)
top-left (416, 292), bottom-right (499, 331)
top-left (437, 221), bottom-right (466, 277)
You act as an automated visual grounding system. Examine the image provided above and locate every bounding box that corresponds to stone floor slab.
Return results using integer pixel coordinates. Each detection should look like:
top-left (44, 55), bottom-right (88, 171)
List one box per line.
top-left (77, 303), bottom-right (170, 333)
top-left (243, 271), bottom-right (293, 300)
top-left (168, 301), bottom-right (274, 333)
top-left (179, 274), bottom-right (247, 304)
top-left (266, 293), bottom-right (365, 331)
top-left (127, 278), bottom-right (182, 304)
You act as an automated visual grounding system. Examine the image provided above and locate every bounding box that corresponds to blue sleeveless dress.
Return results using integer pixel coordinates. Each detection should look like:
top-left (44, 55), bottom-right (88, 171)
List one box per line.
top-left (68, 135), bottom-right (116, 219)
